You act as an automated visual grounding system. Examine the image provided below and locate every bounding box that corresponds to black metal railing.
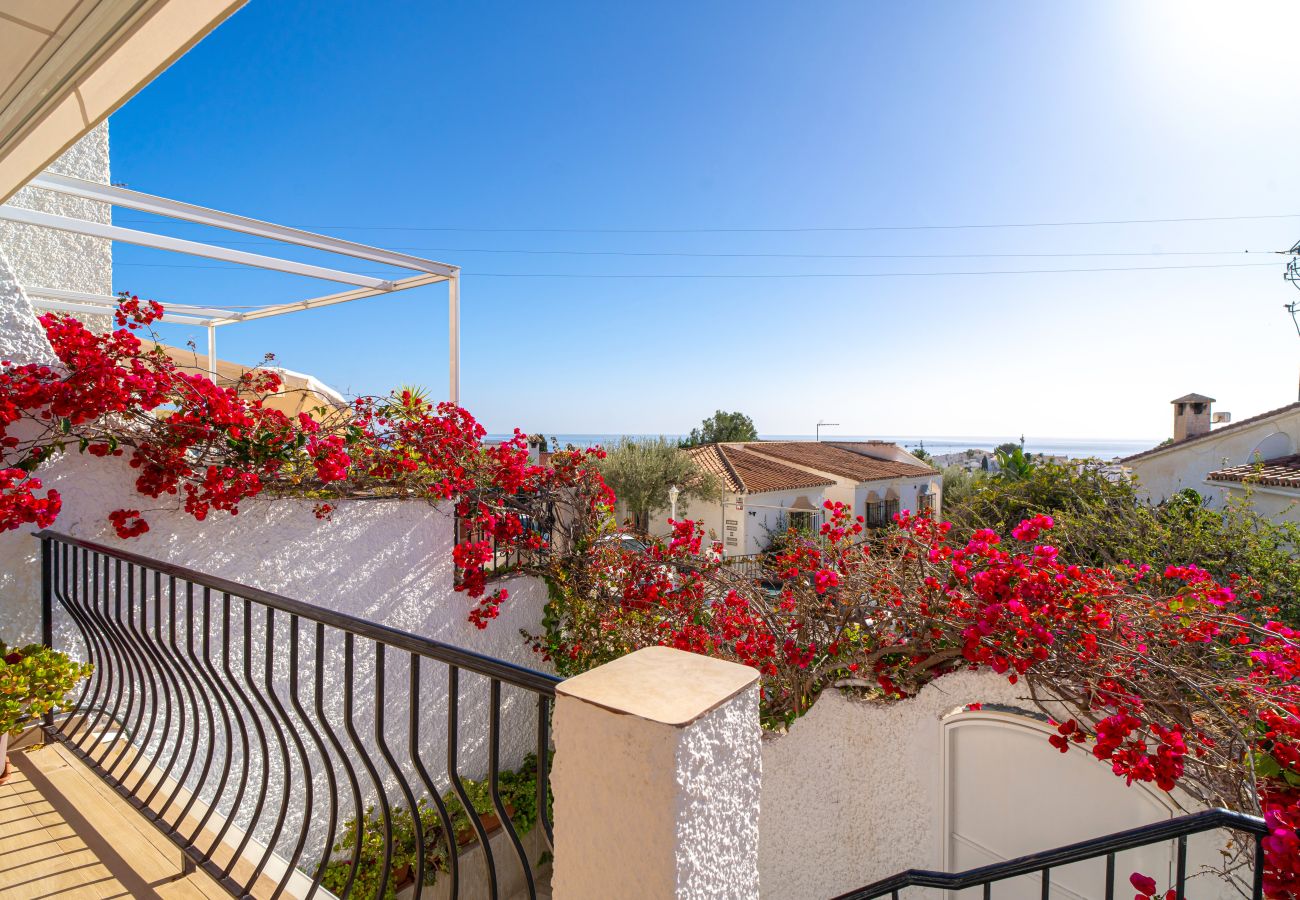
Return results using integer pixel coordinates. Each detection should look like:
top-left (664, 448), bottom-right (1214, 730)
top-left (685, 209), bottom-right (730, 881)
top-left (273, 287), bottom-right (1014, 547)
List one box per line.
top-left (833, 808), bottom-right (1268, 900)
top-left (865, 499), bottom-right (900, 528)
top-left (37, 530), bottom-right (561, 900)
top-left (720, 552), bottom-right (771, 583)
top-left (454, 515), bottom-right (537, 582)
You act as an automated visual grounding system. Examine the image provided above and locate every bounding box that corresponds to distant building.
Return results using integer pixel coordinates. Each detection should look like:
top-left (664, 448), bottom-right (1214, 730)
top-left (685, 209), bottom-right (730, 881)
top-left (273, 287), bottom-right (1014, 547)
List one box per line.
top-left (1121, 393), bottom-right (1300, 523)
top-left (652, 441), bottom-right (940, 555)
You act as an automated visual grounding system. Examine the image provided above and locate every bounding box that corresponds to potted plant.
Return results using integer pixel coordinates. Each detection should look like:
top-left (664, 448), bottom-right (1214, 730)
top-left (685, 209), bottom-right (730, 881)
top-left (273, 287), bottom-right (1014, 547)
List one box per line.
top-left (0, 641), bottom-right (92, 783)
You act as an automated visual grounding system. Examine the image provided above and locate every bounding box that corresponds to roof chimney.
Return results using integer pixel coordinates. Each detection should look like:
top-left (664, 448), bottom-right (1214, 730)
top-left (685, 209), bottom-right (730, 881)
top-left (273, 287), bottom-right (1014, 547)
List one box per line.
top-left (1171, 393), bottom-right (1215, 442)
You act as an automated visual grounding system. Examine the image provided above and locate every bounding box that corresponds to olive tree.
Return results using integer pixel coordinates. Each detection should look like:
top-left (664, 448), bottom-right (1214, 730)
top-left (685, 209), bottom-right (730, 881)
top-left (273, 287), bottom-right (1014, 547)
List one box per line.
top-left (597, 437), bottom-right (720, 532)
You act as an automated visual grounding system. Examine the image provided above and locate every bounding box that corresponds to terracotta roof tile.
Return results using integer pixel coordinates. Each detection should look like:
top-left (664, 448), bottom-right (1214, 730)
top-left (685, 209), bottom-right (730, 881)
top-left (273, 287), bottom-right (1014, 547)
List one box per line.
top-left (686, 444), bottom-right (835, 494)
top-left (740, 441), bottom-right (936, 483)
top-left (1206, 454), bottom-right (1300, 490)
top-left (1121, 401), bottom-right (1300, 464)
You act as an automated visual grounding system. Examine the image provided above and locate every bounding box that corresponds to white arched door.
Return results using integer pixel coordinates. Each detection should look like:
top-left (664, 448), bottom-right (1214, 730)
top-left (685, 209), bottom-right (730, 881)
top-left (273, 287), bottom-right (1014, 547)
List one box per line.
top-left (942, 710), bottom-right (1178, 900)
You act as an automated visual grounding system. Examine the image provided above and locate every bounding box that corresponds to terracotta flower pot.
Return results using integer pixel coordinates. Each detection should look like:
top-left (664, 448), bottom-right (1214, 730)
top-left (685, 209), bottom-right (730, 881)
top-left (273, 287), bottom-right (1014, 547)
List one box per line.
top-left (455, 806), bottom-right (514, 847)
top-left (0, 732), bottom-right (9, 785)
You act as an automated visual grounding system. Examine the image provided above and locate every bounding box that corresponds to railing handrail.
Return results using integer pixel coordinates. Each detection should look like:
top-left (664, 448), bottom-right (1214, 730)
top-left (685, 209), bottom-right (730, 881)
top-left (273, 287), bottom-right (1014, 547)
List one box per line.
top-left (832, 808), bottom-right (1267, 900)
top-left (35, 529), bottom-right (562, 695)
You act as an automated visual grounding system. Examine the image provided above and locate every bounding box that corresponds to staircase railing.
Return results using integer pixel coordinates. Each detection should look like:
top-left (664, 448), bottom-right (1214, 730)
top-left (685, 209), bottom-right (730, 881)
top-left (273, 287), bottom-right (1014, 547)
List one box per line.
top-left (37, 529), bottom-right (560, 900)
top-left (833, 808), bottom-right (1268, 900)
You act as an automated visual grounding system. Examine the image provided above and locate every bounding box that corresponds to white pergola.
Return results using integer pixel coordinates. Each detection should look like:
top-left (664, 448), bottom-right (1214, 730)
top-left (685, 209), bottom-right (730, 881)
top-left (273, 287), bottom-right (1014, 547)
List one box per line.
top-left (0, 173), bottom-right (462, 402)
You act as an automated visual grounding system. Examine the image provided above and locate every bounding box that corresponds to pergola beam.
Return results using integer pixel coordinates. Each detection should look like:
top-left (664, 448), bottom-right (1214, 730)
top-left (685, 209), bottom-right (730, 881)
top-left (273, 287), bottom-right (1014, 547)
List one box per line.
top-left (27, 287), bottom-right (232, 320)
top-left (217, 272), bottom-right (450, 325)
top-left (29, 296), bottom-right (212, 326)
top-left (28, 173), bottom-right (457, 278)
top-left (13, 177), bottom-right (462, 402)
top-left (0, 205), bottom-right (396, 290)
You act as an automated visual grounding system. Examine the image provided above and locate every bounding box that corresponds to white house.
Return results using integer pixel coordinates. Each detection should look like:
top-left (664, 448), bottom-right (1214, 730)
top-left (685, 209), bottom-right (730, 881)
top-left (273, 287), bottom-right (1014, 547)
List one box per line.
top-left (663, 443), bottom-right (834, 555)
top-left (1122, 393), bottom-right (1300, 523)
top-left (655, 441), bottom-right (940, 556)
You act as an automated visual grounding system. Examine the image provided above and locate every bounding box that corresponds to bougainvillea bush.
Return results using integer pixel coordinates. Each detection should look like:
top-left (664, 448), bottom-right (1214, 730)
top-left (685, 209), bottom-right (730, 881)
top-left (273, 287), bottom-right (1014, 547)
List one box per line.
top-left (2, 299), bottom-right (1297, 896)
top-left (538, 505), bottom-right (1300, 897)
top-left (0, 296), bottom-right (611, 625)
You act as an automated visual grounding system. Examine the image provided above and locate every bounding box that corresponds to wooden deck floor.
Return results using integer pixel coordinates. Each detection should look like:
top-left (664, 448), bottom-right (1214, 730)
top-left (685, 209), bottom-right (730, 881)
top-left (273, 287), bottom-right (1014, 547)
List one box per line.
top-left (0, 742), bottom-right (227, 900)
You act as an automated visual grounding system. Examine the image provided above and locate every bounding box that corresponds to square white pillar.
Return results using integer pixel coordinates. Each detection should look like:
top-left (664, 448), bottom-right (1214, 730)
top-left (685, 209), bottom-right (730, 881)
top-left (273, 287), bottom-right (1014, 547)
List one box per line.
top-left (551, 645), bottom-right (762, 900)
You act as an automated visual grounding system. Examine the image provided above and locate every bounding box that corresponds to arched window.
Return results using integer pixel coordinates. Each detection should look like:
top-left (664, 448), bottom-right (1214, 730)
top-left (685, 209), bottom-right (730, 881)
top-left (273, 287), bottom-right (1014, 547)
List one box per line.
top-left (1249, 431), bottom-right (1296, 463)
top-left (866, 487), bottom-right (900, 527)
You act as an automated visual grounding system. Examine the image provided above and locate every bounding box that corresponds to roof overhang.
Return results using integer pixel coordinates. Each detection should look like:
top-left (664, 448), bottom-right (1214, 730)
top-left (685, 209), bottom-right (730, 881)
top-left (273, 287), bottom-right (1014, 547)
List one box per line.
top-left (0, 0), bottom-right (247, 205)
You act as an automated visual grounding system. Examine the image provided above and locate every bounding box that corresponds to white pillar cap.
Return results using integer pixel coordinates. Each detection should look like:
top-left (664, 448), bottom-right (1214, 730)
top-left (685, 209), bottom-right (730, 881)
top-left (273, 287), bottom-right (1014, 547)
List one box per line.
top-left (557, 645), bottom-right (758, 726)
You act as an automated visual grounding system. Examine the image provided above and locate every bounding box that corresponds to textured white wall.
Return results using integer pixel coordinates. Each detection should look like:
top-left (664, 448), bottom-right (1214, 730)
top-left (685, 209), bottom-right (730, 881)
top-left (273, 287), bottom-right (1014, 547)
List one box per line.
top-left (0, 123), bottom-right (112, 303)
top-left (758, 675), bottom-right (1232, 900)
top-left (760, 673), bottom-right (1030, 900)
top-left (1128, 411), bottom-right (1300, 509)
top-left (675, 683), bottom-right (762, 898)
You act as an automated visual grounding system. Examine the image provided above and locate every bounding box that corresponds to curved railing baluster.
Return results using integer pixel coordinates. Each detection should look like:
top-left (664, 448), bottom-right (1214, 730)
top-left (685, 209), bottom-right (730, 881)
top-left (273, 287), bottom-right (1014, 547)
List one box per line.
top-left (219, 597), bottom-right (276, 879)
top-left (280, 615), bottom-right (332, 900)
top-left (225, 601), bottom-right (290, 882)
top-left (536, 694), bottom-right (554, 849)
top-left (374, 645), bottom-right (426, 900)
top-left (130, 568), bottom-right (185, 805)
top-left (117, 563), bottom-right (165, 794)
top-left (247, 605), bottom-right (304, 887)
top-left (88, 558), bottom-right (134, 773)
top-left (343, 634), bottom-right (394, 900)
top-left (490, 678), bottom-right (537, 899)
top-left (313, 623), bottom-right (365, 900)
top-left (36, 530), bottom-right (562, 900)
top-left (448, 665), bottom-right (499, 900)
top-left (409, 654), bottom-right (459, 898)
top-left (155, 576), bottom-right (210, 825)
top-left (179, 585), bottom-right (236, 852)
top-left (196, 592), bottom-right (253, 860)
top-left (105, 562), bottom-right (155, 786)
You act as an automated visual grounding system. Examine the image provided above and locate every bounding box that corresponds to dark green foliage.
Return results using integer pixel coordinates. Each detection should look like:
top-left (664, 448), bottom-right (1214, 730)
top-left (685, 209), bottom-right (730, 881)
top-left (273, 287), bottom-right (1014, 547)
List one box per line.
top-left (319, 754), bottom-right (547, 900)
top-left (944, 461), bottom-right (1300, 624)
top-left (598, 437), bottom-right (720, 531)
top-left (682, 410), bottom-right (758, 446)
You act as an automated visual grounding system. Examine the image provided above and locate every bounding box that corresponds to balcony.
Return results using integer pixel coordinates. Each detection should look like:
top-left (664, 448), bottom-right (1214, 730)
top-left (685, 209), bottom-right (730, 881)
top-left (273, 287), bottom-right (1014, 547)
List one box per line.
top-left (1, 741), bottom-right (228, 899)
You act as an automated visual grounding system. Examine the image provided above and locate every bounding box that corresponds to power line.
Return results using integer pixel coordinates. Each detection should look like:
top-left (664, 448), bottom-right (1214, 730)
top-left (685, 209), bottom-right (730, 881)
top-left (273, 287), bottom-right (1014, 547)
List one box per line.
top-left (111, 211), bottom-right (1300, 234)
top-left (109, 241), bottom-right (1265, 260)
top-left (112, 260), bottom-right (1279, 278)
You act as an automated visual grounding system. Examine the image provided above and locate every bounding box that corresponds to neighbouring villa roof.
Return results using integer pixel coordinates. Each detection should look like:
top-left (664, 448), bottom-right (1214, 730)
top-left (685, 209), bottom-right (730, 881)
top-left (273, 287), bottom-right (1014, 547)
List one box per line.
top-left (1121, 401), bottom-right (1300, 464)
top-left (739, 441), bottom-right (936, 484)
top-left (1206, 454), bottom-right (1300, 490)
top-left (687, 444), bottom-right (835, 494)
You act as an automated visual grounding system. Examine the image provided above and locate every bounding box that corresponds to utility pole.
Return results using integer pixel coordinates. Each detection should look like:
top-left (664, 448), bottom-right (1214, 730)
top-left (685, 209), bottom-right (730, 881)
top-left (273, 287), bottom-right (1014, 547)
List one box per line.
top-left (815, 420), bottom-right (839, 441)
top-left (1283, 241), bottom-right (1300, 399)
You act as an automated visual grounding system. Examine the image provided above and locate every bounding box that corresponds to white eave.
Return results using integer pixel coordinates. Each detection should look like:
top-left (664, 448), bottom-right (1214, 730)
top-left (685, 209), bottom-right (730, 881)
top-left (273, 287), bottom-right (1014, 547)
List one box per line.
top-left (0, 0), bottom-right (248, 205)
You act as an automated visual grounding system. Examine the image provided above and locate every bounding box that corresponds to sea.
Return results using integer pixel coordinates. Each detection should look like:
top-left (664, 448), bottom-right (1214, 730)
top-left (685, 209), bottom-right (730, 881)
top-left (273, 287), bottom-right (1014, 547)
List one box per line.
top-left (487, 434), bottom-right (1160, 462)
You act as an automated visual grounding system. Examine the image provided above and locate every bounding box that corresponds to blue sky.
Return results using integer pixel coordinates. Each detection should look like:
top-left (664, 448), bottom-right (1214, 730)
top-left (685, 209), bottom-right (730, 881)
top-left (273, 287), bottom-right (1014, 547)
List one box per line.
top-left (109, 1), bottom-right (1299, 442)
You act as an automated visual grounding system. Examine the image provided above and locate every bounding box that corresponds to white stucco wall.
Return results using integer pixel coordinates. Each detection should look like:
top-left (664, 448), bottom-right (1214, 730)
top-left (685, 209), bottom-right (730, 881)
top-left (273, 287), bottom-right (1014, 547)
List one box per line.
top-left (758, 673), bottom-right (1233, 900)
top-left (649, 486), bottom-right (834, 556)
top-left (1127, 410), bottom-right (1300, 512)
top-left (0, 123), bottom-right (112, 302)
top-left (759, 671), bottom-right (1028, 899)
top-left (1217, 482), bottom-right (1300, 523)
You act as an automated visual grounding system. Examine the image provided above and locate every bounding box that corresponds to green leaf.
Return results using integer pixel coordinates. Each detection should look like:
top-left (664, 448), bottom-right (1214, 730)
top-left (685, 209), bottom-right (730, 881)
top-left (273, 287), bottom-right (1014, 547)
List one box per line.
top-left (1253, 752), bottom-right (1283, 779)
